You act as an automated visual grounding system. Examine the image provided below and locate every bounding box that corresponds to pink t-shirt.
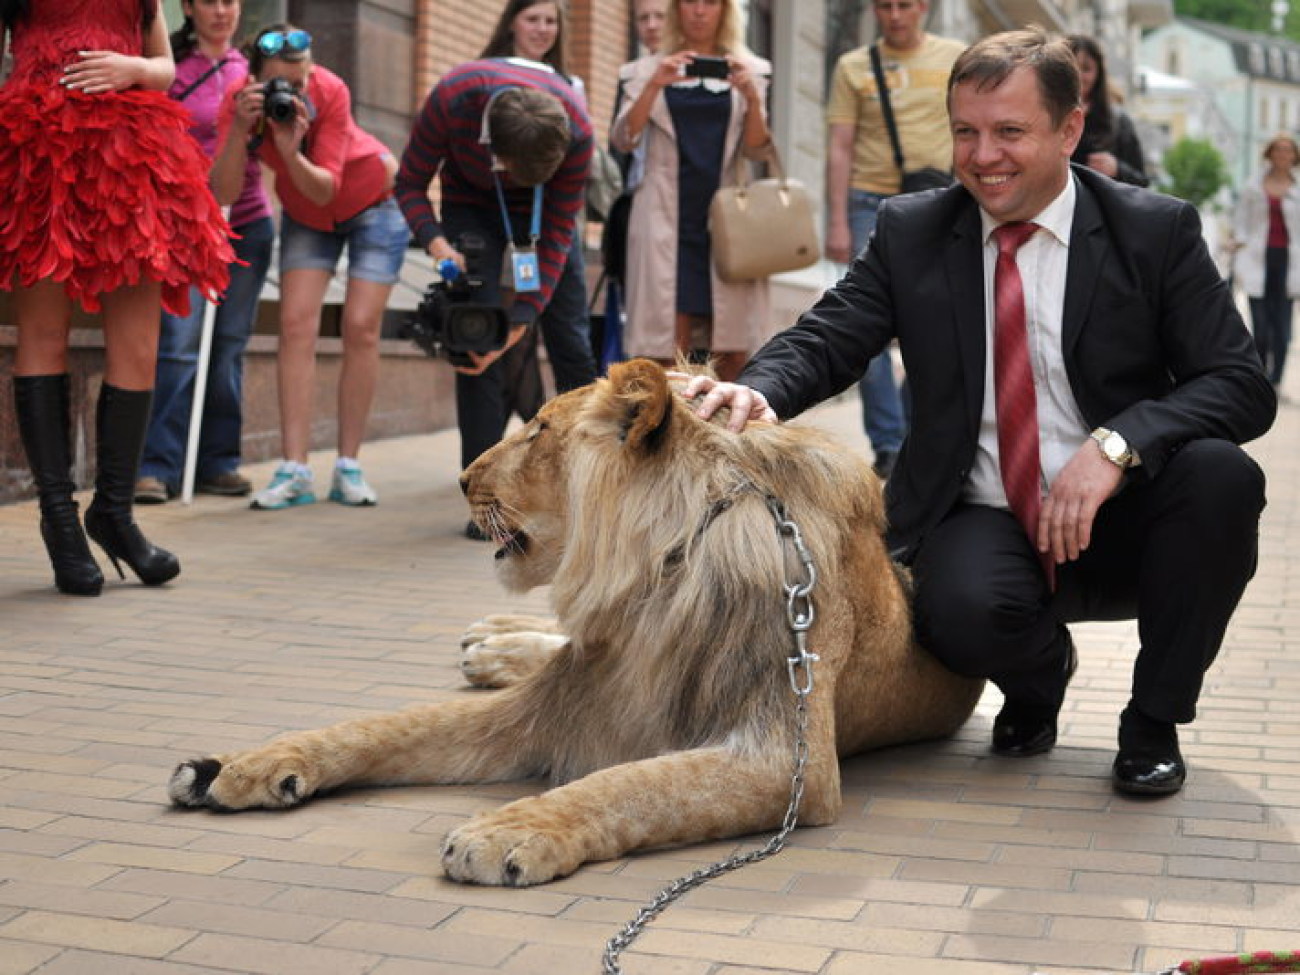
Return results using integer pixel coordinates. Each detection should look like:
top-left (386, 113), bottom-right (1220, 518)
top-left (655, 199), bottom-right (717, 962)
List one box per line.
top-left (218, 65), bottom-right (393, 231)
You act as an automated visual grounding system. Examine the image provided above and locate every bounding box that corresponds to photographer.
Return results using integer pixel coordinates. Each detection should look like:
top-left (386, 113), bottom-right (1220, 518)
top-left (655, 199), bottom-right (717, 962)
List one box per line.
top-left (395, 57), bottom-right (593, 527)
top-left (611, 0), bottom-right (773, 381)
top-left (211, 23), bottom-right (407, 511)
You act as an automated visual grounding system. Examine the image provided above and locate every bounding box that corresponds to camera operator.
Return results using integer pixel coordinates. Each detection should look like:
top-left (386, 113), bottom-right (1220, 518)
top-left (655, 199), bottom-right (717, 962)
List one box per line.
top-left (395, 57), bottom-right (594, 525)
top-left (210, 23), bottom-right (407, 511)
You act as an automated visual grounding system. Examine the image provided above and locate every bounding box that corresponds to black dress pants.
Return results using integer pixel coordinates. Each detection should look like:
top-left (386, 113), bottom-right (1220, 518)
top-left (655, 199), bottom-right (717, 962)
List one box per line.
top-left (909, 440), bottom-right (1266, 724)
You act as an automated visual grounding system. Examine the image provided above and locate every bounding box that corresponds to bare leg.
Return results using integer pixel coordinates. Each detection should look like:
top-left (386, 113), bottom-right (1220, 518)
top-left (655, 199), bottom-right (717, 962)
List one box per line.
top-left (100, 280), bottom-right (163, 389)
top-left (276, 269), bottom-right (332, 463)
top-left (12, 281), bottom-right (73, 377)
top-left (335, 277), bottom-right (391, 459)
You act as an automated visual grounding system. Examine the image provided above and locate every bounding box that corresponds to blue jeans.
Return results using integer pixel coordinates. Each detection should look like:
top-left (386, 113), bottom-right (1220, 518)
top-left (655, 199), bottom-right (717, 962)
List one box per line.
top-left (849, 189), bottom-right (907, 454)
top-left (140, 216), bottom-right (275, 490)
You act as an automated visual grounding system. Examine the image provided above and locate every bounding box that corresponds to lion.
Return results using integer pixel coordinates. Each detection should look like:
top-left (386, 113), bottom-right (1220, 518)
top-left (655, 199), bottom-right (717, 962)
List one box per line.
top-left (168, 359), bottom-right (983, 886)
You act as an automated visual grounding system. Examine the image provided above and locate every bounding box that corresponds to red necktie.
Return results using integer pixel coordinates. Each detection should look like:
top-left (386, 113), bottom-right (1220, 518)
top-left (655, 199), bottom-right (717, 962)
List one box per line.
top-left (992, 221), bottom-right (1054, 588)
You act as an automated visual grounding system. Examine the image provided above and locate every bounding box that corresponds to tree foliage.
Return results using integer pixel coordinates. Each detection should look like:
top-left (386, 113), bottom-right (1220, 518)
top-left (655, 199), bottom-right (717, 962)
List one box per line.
top-left (1175, 0), bottom-right (1299, 42)
top-left (1161, 137), bottom-right (1230, 208)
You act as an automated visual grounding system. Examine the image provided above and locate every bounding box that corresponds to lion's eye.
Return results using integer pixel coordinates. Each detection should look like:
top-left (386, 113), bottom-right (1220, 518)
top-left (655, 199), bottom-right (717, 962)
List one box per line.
top-left (526, 420), bottom-right (547, 442)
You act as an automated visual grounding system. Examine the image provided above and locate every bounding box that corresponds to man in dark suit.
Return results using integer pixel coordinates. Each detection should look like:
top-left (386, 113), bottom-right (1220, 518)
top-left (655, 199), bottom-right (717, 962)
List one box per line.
top-left (687, 28), bottom-right (1276, 797)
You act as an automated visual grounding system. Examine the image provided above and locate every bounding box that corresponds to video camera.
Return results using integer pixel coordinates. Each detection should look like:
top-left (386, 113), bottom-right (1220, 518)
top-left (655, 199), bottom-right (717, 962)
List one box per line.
top-left (404, 234), bottom-right (511, 367)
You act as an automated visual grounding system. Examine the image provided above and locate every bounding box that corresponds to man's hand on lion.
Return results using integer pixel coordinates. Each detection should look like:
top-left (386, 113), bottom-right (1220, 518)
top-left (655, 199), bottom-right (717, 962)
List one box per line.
top-left (678, 373), bottom-right (777, 432)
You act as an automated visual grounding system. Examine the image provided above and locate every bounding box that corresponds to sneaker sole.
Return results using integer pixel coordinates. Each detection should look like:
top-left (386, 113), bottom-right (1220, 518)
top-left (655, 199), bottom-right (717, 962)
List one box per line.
top-left (327, 489), bottom-right (377, 506)
top-left (250, 492), bottom-right (317, 511)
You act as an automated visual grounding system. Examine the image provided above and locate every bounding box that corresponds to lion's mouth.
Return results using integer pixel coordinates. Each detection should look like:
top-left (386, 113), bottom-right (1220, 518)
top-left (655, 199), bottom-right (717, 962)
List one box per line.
top-left (493, 529), bottom-right (528, 560)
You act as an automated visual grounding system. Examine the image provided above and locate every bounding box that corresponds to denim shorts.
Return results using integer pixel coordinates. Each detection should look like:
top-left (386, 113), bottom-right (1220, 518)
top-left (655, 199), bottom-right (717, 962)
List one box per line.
top-left (279, 195), bottom-right (408, 285)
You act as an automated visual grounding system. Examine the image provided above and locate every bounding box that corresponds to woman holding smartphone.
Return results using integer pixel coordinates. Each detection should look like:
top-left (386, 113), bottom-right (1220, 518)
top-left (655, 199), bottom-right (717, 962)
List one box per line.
top-left (611, 0), bottom-right (772, 380)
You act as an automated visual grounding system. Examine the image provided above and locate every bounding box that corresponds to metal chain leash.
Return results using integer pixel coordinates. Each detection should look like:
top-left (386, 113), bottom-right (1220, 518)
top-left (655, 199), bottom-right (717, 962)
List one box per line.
top-left (600, 497), bottom-right (820, 975)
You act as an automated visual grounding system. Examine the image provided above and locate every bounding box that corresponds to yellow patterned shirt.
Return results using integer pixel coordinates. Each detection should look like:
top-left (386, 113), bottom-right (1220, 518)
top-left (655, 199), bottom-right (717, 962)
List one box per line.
top-left (826, 34), bottom-right (966, 195)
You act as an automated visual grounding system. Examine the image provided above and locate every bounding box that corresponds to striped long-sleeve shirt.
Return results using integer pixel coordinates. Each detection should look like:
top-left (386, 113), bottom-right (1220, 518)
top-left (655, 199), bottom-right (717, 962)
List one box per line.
top-left (396, 58), bottom-right (593, 325)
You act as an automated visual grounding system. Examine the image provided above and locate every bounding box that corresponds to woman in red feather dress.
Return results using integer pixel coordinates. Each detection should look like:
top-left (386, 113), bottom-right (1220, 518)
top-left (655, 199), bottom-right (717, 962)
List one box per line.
top-left (1, 0), bottom-right (234, 595)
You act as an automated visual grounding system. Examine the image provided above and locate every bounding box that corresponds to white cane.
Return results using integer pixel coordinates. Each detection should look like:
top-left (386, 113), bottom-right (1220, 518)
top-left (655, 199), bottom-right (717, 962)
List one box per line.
top-left (180, 205), bottom-right (233, 506)
top-left (179, 292), bottom-right (218, 505)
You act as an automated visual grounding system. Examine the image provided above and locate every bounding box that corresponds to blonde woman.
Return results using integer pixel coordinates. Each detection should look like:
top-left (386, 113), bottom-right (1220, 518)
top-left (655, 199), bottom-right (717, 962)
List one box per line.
top-left (1232, 133), bottom-right (1300, 388)
top-left (611, 0), bottom-right (772, 380)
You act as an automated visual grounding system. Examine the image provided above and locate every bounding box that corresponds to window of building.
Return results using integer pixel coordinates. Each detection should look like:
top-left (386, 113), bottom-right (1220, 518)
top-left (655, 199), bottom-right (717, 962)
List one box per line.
top-left (1250, 43), bottom-right (1265, 74)
top-left (1289, 50), bottom-right (1300, 79)
top-left (1270, 47), bottom-right (1284, 77)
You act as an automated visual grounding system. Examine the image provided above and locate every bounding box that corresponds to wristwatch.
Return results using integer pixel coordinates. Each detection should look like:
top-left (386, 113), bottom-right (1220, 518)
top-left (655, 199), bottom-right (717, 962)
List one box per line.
top-left (1090, 427), bottom-right (1133, 469)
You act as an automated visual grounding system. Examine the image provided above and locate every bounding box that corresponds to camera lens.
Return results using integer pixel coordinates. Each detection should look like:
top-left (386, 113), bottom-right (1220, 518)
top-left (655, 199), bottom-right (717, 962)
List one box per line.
top-left (453, 309), bottom-right (497, 345)
top-left (264, 80), bottom-right (297, 123)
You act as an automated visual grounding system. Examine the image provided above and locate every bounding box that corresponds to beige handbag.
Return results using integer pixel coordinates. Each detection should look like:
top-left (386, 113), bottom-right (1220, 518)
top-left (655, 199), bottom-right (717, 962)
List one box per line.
top-left (709, 143), bottom-right (820, 282)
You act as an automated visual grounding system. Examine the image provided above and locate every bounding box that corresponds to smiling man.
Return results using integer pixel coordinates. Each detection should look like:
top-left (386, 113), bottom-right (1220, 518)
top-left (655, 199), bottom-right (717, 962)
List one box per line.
top-left (685, 28), bottom-right (1276, 798)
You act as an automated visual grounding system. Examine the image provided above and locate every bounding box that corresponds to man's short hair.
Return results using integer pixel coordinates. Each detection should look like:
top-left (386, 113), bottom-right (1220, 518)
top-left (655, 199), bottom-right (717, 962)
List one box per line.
top-left (947, 26), bottom-right (1080, 128)
top-left (488, 88), bottom-right (572, 186)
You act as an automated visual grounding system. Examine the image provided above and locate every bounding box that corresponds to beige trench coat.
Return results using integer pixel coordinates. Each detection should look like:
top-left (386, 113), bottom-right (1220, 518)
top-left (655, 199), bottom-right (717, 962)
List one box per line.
top-left (611, 53), bottom-right (773, 359)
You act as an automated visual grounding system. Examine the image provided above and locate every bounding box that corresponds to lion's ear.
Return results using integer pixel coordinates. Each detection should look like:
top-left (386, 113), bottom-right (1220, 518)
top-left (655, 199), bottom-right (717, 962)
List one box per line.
top-left (605, 359), bottom-right (674, 451)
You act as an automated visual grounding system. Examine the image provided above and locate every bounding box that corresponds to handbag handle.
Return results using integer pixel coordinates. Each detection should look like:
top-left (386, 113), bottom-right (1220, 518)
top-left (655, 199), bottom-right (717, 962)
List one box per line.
top-left (727, 140), bottom-right (791, 196)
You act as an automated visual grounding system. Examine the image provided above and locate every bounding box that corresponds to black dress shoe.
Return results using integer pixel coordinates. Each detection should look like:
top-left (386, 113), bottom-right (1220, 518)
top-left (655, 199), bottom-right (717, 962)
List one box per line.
top-left (992, 703), bottom-right (1058, 756)
top-left (1113, 705), bottom-right (1185, 796)
top-left (1112, 752), bottom-right (1186, 796)
top-left (991, 630), bottom-right (1077, 757)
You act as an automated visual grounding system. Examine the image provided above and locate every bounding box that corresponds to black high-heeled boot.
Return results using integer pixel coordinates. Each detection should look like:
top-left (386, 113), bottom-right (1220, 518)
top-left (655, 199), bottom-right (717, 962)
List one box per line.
top-left (14, 375), bottom-right (105, 596)
top-left (83, 384), bottom-right (180, 586)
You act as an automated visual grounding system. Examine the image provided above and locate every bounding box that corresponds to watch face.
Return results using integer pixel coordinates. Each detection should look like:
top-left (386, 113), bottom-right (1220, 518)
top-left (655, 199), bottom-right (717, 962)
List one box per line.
top-left (1104, 435), bottom-right (1128, 463)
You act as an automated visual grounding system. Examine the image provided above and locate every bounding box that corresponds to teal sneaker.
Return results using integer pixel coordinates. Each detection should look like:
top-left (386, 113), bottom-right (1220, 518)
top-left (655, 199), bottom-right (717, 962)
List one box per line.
top-left (250, 463), bottom-right (316, 510)
top-left (328, 466), bottom-right (378, 506)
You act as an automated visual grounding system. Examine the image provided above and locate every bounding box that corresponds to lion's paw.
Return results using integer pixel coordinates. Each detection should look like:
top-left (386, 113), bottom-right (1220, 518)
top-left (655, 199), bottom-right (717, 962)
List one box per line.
top-left (441, 819), bottom-right (579, 886)
top-left (460, 632), bottom-right (568, 688)
top-left (460, 614), bottom-right (562, 649)
top-left (167, 755), bottom-right (312, 811)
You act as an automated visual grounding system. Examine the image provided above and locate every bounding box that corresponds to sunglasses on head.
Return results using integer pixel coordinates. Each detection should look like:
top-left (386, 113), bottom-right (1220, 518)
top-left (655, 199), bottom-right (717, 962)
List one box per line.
top-left (256, 29), bottom-right (311, 58)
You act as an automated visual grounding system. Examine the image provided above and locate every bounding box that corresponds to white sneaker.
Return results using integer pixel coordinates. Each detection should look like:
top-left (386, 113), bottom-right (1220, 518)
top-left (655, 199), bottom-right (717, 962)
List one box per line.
top-left (329, 466), bottom-right (377, 506)
top-left (250, 463), bottom-right (316, 510)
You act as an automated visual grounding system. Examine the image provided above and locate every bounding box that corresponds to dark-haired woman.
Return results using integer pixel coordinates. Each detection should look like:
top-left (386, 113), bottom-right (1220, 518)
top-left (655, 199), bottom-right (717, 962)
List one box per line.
top-left (136, 0), bottom-right (274, 505)
top-left (1066, 34), bottom-right (1148, 187)
top-left (1, 0), bottom-right (235, 595)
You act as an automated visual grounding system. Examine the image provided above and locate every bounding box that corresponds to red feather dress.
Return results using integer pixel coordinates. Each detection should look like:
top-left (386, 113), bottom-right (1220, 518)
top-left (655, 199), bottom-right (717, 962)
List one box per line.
top-left (0, 0), bottom-right (234, 315)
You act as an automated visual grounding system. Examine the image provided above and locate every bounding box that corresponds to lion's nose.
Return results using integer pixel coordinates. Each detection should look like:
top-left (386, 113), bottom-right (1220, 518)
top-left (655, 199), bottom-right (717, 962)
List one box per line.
top-left (459, 472), bottom-right (470, 496)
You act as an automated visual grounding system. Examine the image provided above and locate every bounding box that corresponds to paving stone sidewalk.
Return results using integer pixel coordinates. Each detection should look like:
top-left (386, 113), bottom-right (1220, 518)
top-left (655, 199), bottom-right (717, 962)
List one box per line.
top-left (0, 378), bottom-right (1297, 975)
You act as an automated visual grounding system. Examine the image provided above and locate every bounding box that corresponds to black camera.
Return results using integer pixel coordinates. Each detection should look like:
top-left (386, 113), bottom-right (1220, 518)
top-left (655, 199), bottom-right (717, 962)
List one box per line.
top-left (263, 77), bottom-right (298, 123)
top-left (405, 234), bottom-right (510, 367)
top-left (685, 55), bottom-right (730, 79)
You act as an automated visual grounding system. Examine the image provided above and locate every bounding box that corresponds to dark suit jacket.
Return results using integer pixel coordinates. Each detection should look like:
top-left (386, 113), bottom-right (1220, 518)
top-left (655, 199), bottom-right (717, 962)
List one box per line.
top-left (739, 165), bottom-right (1277, 563)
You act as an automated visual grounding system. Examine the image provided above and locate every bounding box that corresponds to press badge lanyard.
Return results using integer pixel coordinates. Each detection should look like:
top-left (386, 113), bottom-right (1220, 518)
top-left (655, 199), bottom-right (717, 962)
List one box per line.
top-left (493, 175), bottom-right (542, 293)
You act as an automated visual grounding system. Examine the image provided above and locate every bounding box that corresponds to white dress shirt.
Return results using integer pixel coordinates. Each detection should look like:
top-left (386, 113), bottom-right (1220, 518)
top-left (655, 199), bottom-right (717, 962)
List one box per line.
top-left (964, 175), bottom-right (1092, 510)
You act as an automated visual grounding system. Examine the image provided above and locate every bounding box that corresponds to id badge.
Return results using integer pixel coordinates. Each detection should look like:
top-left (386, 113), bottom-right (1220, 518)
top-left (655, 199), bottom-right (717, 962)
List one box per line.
top-left (505, 243), bottom-right (540, 293)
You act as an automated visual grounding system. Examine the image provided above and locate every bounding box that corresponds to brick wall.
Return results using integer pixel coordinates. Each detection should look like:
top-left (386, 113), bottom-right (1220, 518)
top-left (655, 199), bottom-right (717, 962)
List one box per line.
top-left (415, 0), bottom-right (631, 144)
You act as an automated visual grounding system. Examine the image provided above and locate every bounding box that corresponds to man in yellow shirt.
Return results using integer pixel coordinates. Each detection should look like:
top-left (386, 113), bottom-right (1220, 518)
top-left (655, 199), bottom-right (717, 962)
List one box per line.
top-left (825, 0), bottom-right (964, 479)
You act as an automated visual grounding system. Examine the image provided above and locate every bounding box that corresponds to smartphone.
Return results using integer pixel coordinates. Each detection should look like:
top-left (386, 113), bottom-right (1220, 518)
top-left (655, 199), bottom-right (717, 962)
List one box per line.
top-left (685, 55), bottom-right (730, 79)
